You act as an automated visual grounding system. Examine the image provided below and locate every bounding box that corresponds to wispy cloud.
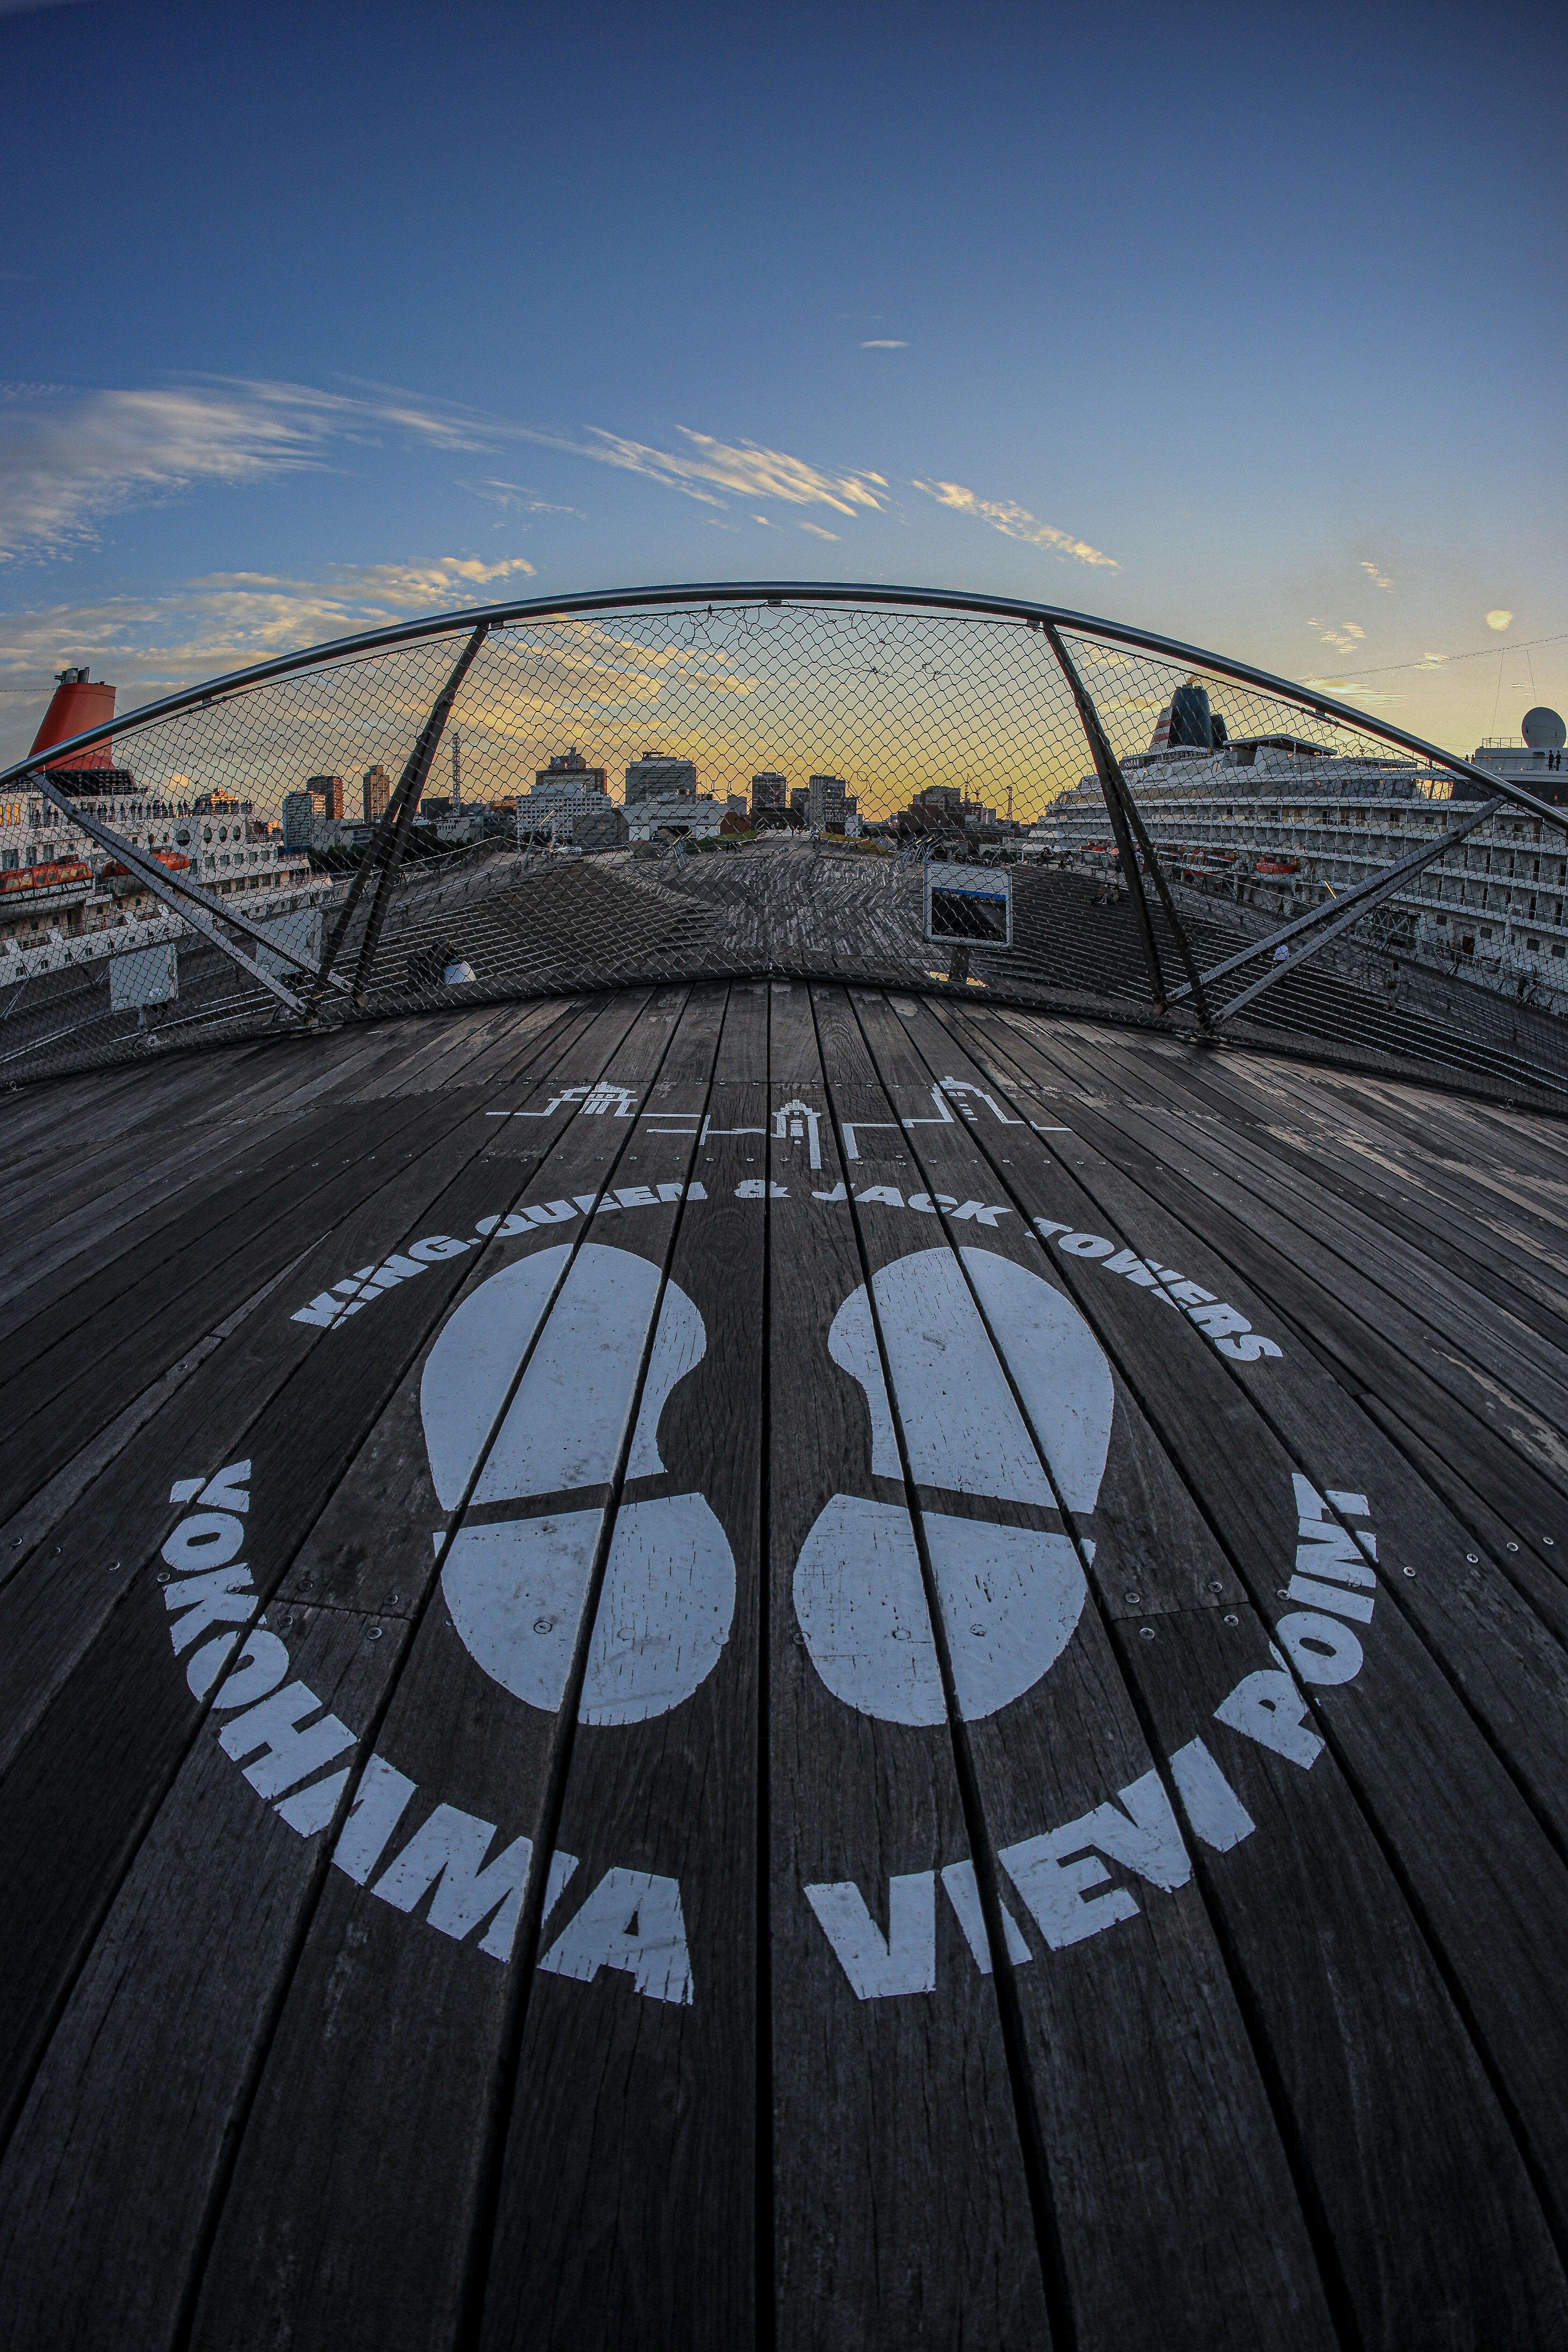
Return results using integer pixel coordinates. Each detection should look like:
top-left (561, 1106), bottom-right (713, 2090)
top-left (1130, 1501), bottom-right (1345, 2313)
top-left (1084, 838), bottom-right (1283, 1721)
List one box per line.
top-left (861, 340), bottom-right (907, 349)
top-left (1300, 679), bottom-right (1404, 704)
top-left (911, 477), bottom-right (1117, 568)
top-left (461, 477), bottom-right (583, 519)
top-left (0, 374), bottom-right (897, 559)
top-left (0, 378), bottom-right (499, 562)
top-left (0, 554), bottom-right (537, 714)
top-left (1307, 617), bottom-right (1367, 657)
top-left (1360, 560), bottom-right (1393, 590)
top-left (517, 423), bottom-right (889, 519)
top-left (797, 522), bottom-right (840, 541)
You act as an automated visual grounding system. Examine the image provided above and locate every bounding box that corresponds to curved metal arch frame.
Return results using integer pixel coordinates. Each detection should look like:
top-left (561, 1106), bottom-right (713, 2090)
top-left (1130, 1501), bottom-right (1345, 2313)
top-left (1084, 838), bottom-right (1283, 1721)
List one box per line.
top-left (2, 577), bottom-right (1559, 827)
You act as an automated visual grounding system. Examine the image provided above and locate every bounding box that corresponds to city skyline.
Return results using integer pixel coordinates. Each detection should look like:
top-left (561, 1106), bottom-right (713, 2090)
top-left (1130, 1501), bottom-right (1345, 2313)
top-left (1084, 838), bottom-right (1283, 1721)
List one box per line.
top-left (0, 0), bottom-right (1561, 772)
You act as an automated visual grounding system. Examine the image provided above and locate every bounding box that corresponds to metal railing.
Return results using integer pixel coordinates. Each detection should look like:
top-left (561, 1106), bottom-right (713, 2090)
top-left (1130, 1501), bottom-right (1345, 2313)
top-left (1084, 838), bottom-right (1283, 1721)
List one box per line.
top-left (0, 581), bottom-right (1562, 1109)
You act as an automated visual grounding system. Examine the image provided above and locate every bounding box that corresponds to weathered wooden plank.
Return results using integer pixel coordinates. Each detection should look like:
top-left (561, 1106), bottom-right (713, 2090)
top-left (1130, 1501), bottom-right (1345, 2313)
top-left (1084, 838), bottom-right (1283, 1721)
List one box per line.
top-left (0, 1008), bottom-right (591, 1513)
top-left (0, 1599), bottom-right (395, 2351)
top-left (1104, 1082), bottom-right (1568, 1423)
top-left (0, 1081), bottom-right (422, 1353)
top-left (476, 981), bottom-right (771, 2351)
top-left (904, 998), bottom-right (1568, 2276)
top-left (0, 1002), bottom-right (608, 1722)
top-left (760, 980), bottom-right (1054, 2352)
top-left (983, 1012), bottom-right (1568, 1573)
top-left (0, 994), bottom-right (655, 2156)
top-left (9, 982), bottom-right (1568, 2351)
top-left (182, 986), bottom-right (714, 2351)
top-left (1025, 1024), bottom-right (1568, 1304)
top-left (0, 1003), bottom-right (595, 1598)
top-left (1199, 1066), bottom-right (1568, 1332)
top-left (812, 988), bottom-right (1336, 2348)
top-left (0, 1000), bottom-right (579, 1316)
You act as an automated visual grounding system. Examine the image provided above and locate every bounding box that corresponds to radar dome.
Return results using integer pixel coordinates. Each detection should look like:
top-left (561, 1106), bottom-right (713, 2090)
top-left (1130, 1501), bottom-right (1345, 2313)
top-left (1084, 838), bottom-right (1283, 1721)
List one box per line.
top-left (1522, 707), bottom-right (1566, 750)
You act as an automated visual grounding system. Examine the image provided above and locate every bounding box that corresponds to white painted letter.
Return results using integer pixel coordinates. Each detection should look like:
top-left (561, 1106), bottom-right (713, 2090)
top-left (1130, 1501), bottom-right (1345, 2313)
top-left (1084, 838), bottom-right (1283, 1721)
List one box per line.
top-left (1276, 1610), bottom-right (1364, 1685)
top-left (162, 1513), bottom-right (246, 1573)
top-left (1213, 1668), bottom-right (1324, 1768)
top-left (165, 1562), bottom-right (254, 1653)
top-left (540, 1866), bottom-right (693, 2004)
top-left (218, 1684), bottom-right (355, 1798)
top-left (940, 1860), bottom-right (1032, 1972)
top-left (804, 1872), bottom-right (937, 1998)
top-left (334, 1753), bottom-right (419, 1884)
top-left (372, 1804), bottom-right (532, 1945)
top-left (198, 1462), bottom-right (251, 1513)
top-left (999, 1835), bottom-right (1138, 1951)
top-left (1168, 1737), bottom-right (1256, 1852)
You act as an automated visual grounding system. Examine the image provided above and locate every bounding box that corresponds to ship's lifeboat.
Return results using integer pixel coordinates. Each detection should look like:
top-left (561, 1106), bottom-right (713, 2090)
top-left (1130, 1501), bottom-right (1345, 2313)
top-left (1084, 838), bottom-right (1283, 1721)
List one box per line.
top-left (0, 858), bottom-right (92, 895)
top-left (99, 850), bottom-right (191, 879)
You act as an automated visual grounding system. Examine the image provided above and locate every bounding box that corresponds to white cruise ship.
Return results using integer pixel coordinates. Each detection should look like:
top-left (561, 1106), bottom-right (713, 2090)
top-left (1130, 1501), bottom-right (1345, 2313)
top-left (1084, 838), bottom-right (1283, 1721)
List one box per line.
top-left (1032, 688), bottom-right (1568, 1011)
top-left (0, 666), bottom-right (330, 984)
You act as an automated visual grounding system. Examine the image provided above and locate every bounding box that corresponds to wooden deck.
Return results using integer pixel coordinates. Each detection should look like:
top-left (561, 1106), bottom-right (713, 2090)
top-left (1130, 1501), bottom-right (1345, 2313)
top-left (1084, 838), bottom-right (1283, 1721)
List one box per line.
top-left (2, 980), bottom-right (1568, 2351)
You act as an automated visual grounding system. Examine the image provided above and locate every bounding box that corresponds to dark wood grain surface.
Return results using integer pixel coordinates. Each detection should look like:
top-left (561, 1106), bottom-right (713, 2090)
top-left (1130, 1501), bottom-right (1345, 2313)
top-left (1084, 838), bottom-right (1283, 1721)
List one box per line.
top-left (3, 986), bottom-right (1567, 2352)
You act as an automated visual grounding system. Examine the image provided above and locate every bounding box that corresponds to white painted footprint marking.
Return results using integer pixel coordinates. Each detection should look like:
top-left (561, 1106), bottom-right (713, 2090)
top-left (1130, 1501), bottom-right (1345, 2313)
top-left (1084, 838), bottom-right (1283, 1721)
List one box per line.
top-left (422, 1243), bottom-right (735, 1726)
top-left (793, 1247), bottom-right (1114, 1725)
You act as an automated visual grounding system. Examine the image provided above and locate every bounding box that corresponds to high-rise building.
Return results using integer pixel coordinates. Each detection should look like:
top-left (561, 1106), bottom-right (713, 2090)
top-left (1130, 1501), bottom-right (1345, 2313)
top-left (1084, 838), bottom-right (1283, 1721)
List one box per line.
top-left (889, 784), bottom-right (964, 835)
top-left (751, 771), bottom-right (787, 816)
top-left (363, 765), bottom-right (392, 822)
top-left (516, 748), bottom-right (619, 846)
top-left (535, 748), bottom-right (609, 796)
top-left (625, 753), bottom-right (696, 806)
top-left (283, 790), bottom-right (326, 847)
top-left (807, 773), bottom-right (857, 831)
top-left (308, 775), bottom-right (345, 820)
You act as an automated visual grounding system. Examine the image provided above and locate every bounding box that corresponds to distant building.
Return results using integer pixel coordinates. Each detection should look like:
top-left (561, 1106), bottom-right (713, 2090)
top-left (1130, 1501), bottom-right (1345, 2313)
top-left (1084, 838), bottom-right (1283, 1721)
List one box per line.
top-left (789, 787), bottom-right (810, 818)
top-left (517, 747), bottom-right (619, 846)
top-left (624, 798), bottom-right (722, 844)
top-left (363, 765), bottom-right (392, 823)
top-left (283, 790), bottom-right (325, 847)
top-left (535, 748), bottom-right (608, 796)
top-left (890, 784), bottom-right (989, 835)
top-left (573, 804), bottom-right (630, 851)
top-left (307, 775), bottom-right (345, 820)
top-left (625, 753), bottom-right (697, 807)
top-left (807, 773), bottom-right (857, 832)
top-left (751, 771), bottom-right (787, 816)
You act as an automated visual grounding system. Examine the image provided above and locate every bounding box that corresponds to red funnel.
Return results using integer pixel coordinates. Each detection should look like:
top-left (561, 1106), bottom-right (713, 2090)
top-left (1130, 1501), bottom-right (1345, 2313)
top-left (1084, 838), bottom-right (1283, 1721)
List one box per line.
top-left (30, 669), bottom-right (116, 769)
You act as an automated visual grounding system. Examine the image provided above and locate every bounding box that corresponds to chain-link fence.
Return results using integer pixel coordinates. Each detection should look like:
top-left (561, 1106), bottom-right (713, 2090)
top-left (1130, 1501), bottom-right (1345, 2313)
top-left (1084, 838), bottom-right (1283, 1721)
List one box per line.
top-left (2, 587), bottom-right (1564, 1110)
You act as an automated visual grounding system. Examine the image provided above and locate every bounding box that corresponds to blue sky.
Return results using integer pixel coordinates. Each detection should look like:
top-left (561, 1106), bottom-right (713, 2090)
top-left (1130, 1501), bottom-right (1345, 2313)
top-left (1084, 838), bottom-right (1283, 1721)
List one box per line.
top-left (1, 0), bottom-right (1563, 764)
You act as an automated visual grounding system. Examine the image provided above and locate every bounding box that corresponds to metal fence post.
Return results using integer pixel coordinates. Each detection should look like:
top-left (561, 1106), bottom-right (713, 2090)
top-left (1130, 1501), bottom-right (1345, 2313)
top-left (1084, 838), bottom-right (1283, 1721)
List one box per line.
top-left (1043, 624), bottom-right (1212, 1027)
top-left (28, 769), bottom-right (347, 1011)
top-left (307, 622), bottom-right (488, 1018)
